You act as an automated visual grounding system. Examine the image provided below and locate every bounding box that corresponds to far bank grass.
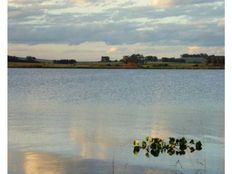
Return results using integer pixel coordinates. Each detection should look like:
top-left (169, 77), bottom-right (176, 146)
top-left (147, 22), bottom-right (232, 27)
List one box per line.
top-left (8, 62), bottom-right (224, 69)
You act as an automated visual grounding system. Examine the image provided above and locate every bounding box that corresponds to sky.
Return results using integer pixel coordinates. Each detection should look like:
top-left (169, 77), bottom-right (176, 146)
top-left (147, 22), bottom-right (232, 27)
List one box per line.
top-left (8, 0), bottom-right (225, 61)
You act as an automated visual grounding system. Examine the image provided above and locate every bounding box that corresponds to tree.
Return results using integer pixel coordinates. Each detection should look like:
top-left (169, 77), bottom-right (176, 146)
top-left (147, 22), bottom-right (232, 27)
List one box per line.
top-left (123, 54), bottom-right (145, 64)
top-left (145, 56), bottom-right (158, 62)
top-left (53, 59), bottom-right (77, 64)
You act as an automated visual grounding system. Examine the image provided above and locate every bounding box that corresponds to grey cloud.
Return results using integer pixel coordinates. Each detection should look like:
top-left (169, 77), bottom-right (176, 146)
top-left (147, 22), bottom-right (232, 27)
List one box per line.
top-left (107, 2), bottom-right (224, 21)
top-left (8, 0), bottom-right (224, 47)
top-left (8, 19), bottom-right (224, 47)
top-left (8, 7), bottom-right (44, 23)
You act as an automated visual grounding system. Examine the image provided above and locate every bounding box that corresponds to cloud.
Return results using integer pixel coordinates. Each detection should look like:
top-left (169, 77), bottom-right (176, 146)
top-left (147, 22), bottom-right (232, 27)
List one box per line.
top-left (8, 17), bottom-right (224, 47)
top-left (151, 0), bottom-right (175, 9)
top-left (8, 42), bottom-right (224, 61)
top-left (107, 47), bottom-right (118, 53)
top-left (217, 18), bottom-right (224, 26)
top-left (188, 45), bottom-right (202, 54)
top-left (68, 0), bottom-right (87, 4)
top-left (150, 0), bottom-right (224, 8)
top-left (187, 45), bottom-right (224, 55)
top-left (8, 0), bottom-right (225, 59)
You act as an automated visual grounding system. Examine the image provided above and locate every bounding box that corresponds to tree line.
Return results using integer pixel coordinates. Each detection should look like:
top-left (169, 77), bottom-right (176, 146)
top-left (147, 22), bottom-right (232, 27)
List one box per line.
top-left (8, 56), bottom-right (38, 63)
top-left (53, 59), bottom-right (77, 64)
top-left (8, 56), bottom-right (77, 64)
top-left (8, 53), bottom-right (225, 65)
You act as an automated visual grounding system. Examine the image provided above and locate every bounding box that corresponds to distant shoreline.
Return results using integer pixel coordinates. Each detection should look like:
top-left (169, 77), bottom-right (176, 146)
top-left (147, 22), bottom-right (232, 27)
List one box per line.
top-left (8, 62), bottom-right (224, 69)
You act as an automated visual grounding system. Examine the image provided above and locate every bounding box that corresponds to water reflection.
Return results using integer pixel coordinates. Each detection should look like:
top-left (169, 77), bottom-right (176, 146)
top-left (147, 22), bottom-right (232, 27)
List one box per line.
top-left (9, 150), bottom-right (180, 174)
top-left (23, 152), bottom-right (64, 174)
top-left (69, 127), bottom-right (113, 160)
top-left (8, 69), bottom-right (224, 174)
top-left (150, 120), bottom-right (171, 140)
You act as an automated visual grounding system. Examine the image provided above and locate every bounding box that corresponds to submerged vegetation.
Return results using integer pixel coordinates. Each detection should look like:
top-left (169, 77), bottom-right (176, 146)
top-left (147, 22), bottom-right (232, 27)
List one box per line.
top-left (133, 137), bottom-right (202, 157)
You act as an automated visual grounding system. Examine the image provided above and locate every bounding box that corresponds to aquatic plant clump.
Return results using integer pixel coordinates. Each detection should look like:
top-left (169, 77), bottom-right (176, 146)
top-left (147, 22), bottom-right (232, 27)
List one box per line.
top-left (133, 137), bottom-right (202, 157)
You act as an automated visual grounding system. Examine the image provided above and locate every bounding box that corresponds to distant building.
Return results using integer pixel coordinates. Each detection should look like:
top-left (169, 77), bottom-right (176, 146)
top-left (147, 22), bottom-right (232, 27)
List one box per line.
top-left (101, 56), bottom-right (110, 62)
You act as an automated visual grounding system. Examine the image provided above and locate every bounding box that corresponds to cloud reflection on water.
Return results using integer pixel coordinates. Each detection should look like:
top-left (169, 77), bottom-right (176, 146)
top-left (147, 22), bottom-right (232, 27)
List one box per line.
top-left (69, 127), bottom-right (113, 160)
top-left (23, 152), bottom-right (64, 174)
top-left (9, 150), bottom-right (176, 174)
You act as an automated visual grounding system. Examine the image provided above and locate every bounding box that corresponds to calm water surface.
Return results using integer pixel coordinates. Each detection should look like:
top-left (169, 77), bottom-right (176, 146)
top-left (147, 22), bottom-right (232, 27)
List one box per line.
top-left (8, 69), bottom-right (224, 174)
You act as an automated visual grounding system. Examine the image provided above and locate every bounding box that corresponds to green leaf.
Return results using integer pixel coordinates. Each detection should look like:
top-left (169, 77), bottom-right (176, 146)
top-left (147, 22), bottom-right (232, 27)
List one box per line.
top-left (180, 137), bottom-right (187, 145)
top-left (189, 139), bottom-right (194, 144)
top-left (196, 141), bottom-right (202, 151)
top-left (151, 149), bottom-right (160, 157)
top-left (167, 149), bottom-right (175, 156)
top-left (133, 136), bottom-right (202, 157)
top-left (133, 140), bottom-right (140, 147)
top-left (150, 142), bottom-right (158, 150)
top-left (180, 144), bottom-right (187, 151)
top-left (190, 147), bottom-right (195, 153)
top-left (153, 138), bottom-right (160, 143)
top-left (179, 150), bottom-right (186, 155)
top-left (169, 137), bottom-right (175, 144)
top-left (142, 141), bottom-right (147, 149)
top-left (133, 147), bottom-right (140, 155)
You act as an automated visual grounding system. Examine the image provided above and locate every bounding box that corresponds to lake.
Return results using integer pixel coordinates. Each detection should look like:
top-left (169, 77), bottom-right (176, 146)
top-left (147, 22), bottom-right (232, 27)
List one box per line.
top-left (8, 69), bottom-right (224, 174)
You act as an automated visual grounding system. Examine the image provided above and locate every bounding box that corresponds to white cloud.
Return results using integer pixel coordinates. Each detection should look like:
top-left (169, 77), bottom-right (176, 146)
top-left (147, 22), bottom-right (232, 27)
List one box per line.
top-left (187, 45), bottom-right (224, 55)
top-left (151, 0), bottom-right (175, 9)
top-left (107, 47), bottom-right (118, 53)
top-left (8, 42), bottom-right (225, 61)
top-left (68, 0), bottom-right (87, 4)
top-left (217, 18), bottom-right (224, 27)
top-left (188, 45), bottom-right (202, 54)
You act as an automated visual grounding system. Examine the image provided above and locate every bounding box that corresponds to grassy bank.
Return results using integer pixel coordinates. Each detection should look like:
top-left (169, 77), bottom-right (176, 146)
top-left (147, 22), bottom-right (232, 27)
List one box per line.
top-left (8, 62), bottom-right (224, 69)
